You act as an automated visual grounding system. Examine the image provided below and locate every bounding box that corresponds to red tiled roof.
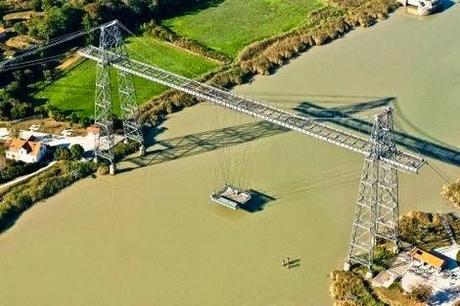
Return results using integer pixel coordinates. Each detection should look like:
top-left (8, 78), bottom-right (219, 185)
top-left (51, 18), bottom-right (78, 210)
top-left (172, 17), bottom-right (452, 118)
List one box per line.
top-left (8, 136), bottom-right (42, 156)
top-left (87, 125), bottom-right (100, 134)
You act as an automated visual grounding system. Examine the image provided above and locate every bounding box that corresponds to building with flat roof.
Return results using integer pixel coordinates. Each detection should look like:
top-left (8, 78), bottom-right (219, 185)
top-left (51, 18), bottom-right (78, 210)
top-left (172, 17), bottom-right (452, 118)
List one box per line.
top-left (410, 248), bottom-right (446, 272)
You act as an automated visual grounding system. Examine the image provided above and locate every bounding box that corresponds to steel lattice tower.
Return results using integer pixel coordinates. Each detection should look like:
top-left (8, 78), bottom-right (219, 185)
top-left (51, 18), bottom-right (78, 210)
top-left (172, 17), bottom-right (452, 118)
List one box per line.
top-left (344, 107), bottom-right (399, 278)
top-left (94, 22), bottom-right (116, 170)
top-left (93, 21), bottom-right (144, 174)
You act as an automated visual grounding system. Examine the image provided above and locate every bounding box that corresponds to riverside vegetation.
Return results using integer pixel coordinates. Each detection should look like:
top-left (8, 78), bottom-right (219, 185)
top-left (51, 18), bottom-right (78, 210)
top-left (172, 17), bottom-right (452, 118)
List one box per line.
top-left (0, 0), bottom-right (405, 244)
top-left (139, 0), bottom-right (401, 124)
top-left (442, 179), bottom-right (460, 208)
top-left (329, 211), bottom-right (460, 305)
top-left (0, 138), bottom-right (140, 233)
top-left (2, 0), bottom-right (401, 125)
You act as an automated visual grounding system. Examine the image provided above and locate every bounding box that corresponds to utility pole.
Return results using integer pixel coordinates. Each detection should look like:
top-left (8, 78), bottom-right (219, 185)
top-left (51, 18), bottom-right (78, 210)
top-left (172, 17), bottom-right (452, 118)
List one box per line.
top-left (344, 107), bottom-right (399, 278)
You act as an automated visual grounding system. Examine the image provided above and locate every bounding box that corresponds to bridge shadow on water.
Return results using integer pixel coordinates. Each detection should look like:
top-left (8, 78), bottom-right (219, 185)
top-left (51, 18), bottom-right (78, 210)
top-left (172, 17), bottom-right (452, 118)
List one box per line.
top-left (121, 121), bottom-right (289, 172)
top-left (120, 96), bottom-right (460, 174)
top-left (294, 99), bottom-right (460, 167)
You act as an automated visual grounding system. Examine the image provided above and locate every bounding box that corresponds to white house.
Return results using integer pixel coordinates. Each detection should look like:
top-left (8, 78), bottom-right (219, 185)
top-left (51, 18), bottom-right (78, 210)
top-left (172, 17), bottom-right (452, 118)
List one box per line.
top-left (5, 136), bottom-right (47, 163)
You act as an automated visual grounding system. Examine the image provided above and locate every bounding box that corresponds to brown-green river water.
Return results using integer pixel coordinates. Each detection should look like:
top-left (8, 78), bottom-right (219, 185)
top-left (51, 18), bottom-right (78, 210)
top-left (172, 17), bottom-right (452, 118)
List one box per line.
top-left (1, 6), bottom-right (460, 306)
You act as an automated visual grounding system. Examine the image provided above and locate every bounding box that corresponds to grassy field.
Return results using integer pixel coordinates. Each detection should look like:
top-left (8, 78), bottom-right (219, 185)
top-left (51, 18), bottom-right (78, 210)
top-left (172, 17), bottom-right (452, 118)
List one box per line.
top-left (163, 0), bottom-right (324, 57)
top-left (34, 36), bottom-right (218, 118)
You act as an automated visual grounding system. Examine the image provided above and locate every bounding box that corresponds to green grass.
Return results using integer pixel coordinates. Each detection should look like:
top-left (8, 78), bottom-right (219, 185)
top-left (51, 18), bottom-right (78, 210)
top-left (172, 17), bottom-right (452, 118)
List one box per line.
top-left (34, 36), bottom-right (218, 118)
top-left (163, 0), bottom-right (324, 57)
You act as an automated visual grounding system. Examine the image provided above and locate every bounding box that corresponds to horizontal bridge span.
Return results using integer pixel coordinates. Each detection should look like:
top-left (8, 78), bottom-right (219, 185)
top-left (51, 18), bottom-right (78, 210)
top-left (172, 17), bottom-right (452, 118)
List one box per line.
top-left (78, 46), bottom-right (425, 173)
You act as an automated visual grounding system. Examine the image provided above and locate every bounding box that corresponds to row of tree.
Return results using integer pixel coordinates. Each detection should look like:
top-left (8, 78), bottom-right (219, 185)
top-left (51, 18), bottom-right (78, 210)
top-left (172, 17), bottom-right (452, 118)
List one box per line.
top-left (0, 0), bottom-right (208, 122)
top-left (25, 0), bottom-right (209, 40)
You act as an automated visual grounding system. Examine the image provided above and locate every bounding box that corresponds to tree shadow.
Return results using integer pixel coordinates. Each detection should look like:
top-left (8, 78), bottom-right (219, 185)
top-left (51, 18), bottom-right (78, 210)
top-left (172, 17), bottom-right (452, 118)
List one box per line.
top-left (293, 100), bottom-right (460, 167)
top-left (160, 0), bottom-right (226, 19)
top-left (430, 286), bottom-right (460, 305)
top-left (240, 189), bottom-right (276, 213)
top-left (120, 121), bottom-right (289, 172)
top-left (0, 210), bottom-right (24, 235)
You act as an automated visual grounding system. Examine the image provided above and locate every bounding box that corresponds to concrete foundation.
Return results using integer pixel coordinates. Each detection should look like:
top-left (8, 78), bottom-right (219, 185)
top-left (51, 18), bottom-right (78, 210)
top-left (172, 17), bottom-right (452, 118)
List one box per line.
top-left (139, 145), bottom-right (145, 157)
top-left (109, 163), bottom-right (116, 175)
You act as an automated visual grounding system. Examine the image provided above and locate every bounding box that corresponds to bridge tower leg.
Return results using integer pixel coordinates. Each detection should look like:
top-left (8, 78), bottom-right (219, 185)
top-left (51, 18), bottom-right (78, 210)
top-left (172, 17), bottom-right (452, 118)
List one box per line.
top-left (344, 107), bottom-right (399, 278)
top-left (94, 22), bottom-right (117, 174)
top-left (93, 21), bottom-right (144, 174)
top-left (108, 23), bottom-right (144, 155)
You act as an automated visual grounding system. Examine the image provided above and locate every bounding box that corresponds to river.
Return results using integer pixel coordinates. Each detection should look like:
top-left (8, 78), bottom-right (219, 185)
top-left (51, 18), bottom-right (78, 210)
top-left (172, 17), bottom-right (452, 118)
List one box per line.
top-left (1, 5), bottom-right (459, 306)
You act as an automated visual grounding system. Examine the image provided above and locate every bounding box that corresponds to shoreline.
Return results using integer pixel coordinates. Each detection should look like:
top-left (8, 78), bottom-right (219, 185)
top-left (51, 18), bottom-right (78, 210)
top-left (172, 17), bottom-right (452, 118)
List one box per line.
top-left (139, 0), bottom-right (401, 122)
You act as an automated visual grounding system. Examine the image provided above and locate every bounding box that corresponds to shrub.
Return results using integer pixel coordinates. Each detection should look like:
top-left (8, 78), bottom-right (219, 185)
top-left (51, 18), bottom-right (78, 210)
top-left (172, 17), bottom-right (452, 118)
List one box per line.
top-left (14, 22), bottom-right (28, 35)
top-left (70, 144), bottom-right (85, 160)
top-left (399, 211), bottom-right (450, 249)
top-left (97, 164), bottom-right (109, 175)
top-left (54, 147), bottom-right (72, 161)
top-left (113, 140), bottom-right (140, 161)
top-left (0, 161), bottom-right (42, 184)
top-left (372, 244), bottom-right (397, 273)
top-left (409, 284), bottom-right (432, 302)
top-left (441, 179), bottom-right (460, 208)
top-left (142, 21), bottom-right (229, 63)
top-left (329, 270), bottom-right (384, 305)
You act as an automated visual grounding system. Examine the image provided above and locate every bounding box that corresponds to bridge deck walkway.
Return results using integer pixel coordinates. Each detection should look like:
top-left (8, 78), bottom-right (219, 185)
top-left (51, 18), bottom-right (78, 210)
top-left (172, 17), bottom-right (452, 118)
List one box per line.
top-left (79, 46), bottom-right (425, 173)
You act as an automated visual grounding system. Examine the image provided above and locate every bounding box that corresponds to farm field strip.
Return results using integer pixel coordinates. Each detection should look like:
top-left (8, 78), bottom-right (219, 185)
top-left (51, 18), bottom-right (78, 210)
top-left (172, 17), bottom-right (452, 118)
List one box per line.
top-left (163, 0), bottom-right (325, 56)
top-left (34, 36), bottom-right (218, 118)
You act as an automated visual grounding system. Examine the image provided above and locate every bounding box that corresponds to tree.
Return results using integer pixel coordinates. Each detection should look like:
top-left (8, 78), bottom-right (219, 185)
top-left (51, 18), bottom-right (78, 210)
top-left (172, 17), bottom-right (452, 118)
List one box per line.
top-left (43, 69), bottom-right (53, 82)
top-left (32, 0), bottom-right (44, 11)
top-left (409, 284), bottom-right (432, 302)
top-left (0, 155), bottom-right (7, 179)
top-left (14, 22), bottom-right (28, 35)
top-left (54, 147), bottom-right (72, 160)
top-left (10, 102), bottom-right (31, 119)
top-left (70, 144), bottom-right (85, 160)
top-left (8, 128), bottom-right (20, 138)
top-left (441, 179), bottom-right (460, 208)
top-left (29, 5), bottom-right (84, 40)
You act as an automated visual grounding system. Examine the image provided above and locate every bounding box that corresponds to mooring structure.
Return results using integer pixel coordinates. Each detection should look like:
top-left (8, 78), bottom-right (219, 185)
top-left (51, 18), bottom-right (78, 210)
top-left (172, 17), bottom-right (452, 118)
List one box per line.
top-left (0, 20), bottom-right (426, 275)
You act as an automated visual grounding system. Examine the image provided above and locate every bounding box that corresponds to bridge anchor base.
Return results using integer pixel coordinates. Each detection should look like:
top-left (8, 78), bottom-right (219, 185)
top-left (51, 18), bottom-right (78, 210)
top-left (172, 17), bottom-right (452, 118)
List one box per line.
top-left (109, 163), bottom-right (116, 175)
top-left (139, 145), bottom-right (145, 157)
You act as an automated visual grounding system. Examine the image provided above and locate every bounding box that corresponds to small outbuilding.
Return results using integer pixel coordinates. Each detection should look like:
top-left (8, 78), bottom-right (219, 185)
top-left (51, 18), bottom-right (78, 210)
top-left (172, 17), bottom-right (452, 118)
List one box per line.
top-left (410, 248), bottom-right (446, 272)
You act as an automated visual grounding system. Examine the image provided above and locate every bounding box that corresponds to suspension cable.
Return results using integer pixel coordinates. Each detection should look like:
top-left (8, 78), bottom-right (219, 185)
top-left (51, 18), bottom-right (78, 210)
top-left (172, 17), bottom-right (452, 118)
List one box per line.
top-left (0, 20), bottom-right (118, 72)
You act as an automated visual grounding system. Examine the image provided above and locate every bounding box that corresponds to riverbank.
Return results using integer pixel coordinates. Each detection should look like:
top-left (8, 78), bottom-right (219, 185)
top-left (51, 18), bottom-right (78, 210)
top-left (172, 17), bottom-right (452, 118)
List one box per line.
top-left (329, 211), bottom-right (460, 305)
top-left (139, 0), bottom-right (401, 123)
top-left (0, 3), bottom-right (459, 306)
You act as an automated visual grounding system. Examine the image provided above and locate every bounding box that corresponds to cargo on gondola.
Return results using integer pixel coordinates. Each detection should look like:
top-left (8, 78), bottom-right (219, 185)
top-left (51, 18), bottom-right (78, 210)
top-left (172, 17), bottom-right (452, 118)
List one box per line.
top-left (210, 185), bottom-right (252, 210)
